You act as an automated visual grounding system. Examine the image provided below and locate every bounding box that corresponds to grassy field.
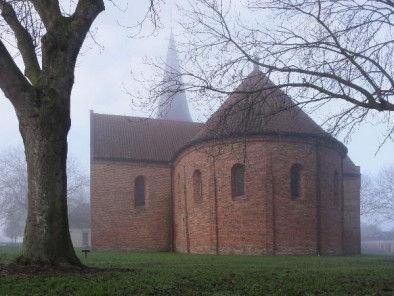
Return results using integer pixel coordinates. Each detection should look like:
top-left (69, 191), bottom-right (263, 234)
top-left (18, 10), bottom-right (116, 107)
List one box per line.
top-left (0, 246), bottom-right (393, 295)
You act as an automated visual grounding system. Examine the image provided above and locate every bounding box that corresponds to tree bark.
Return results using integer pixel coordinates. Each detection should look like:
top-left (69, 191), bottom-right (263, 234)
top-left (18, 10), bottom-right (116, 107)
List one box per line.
top-left (16, 94), bottom-right (80, 266)
top-left (0, 0), bottom-right (105, 267)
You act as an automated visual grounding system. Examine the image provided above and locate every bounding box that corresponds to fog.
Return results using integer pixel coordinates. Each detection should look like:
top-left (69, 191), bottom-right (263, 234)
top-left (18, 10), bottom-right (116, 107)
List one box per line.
top-left (0, 0), bottom-right (393, 242)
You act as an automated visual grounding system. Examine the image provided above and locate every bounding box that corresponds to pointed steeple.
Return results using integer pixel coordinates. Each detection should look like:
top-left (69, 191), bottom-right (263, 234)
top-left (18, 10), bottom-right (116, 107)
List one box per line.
top-left (157, 33), bottom-right (192, 122)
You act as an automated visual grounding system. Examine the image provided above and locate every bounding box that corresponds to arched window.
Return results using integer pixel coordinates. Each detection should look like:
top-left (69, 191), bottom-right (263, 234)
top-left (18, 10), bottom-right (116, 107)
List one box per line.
top-left (231, 164), bottom-right (245, 197)
top-left (193, 170), bottom-right (202, 202)
top-left (290, 164), bottom-right (302, 199)
top-left (134, 176), bottom-right (145, 207)
top-left (333, 170), bottom-right (339, 206)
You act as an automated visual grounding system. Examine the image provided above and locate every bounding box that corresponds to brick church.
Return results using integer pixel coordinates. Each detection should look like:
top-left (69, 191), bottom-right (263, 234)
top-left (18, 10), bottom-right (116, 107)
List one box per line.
top-left (90, 35), bottom-right (361, 255)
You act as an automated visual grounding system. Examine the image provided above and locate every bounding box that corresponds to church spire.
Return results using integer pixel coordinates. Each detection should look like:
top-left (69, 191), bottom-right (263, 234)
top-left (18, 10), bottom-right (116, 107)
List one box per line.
top-left (157, 33), bottom-right (192, 122)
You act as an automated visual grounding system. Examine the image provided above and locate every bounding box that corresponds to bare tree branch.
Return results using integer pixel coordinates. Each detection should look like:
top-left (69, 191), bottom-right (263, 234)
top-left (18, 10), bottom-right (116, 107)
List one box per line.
top-left (30, 0), bottom-right (61, 29)
top-left (0, 0), bottom-right (41, 84)
top-left (140, 0), bottom-right (394, 145)
top-left (67, 0), bottom-right (105, 65)
top-left (0, 38), bottom-right (33, 108)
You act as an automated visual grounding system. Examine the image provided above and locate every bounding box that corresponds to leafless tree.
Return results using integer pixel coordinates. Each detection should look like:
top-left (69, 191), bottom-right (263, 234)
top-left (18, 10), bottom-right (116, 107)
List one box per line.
top-left (361, 223), bottom-right (394, 241)
top-left (361, 174), bottom-right (376, 217)
top-left (361, 166), bottom-right (394, 224)
top-left (141, 0), bottom-right (393, 145)
top-left (4, 211), bottom-right (24, 243)
top-left (0, 147), bottom-right (89, 243)
top-left (0, 0), bottom-right (162, 266)
top-left (0, 148), bottom-right (27, 243)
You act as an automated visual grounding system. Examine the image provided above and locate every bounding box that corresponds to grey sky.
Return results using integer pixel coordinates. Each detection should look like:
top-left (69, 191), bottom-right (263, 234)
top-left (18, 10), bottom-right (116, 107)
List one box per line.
top-left (0, 0), bottom-right (393, 178)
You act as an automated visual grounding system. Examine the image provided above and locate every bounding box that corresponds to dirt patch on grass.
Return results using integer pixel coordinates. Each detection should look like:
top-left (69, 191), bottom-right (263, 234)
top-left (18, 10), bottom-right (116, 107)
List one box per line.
top-left (0, 263), bottom-right (135, 276)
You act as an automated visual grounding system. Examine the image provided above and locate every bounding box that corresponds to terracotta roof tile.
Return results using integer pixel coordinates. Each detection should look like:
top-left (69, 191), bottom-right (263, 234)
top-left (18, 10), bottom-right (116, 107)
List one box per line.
top-left (91, 112), bottom-right (203, 163)
top-left (91, 71), bottom-right (358, 166)
top-left (194, 70), bottom-right (336, 142)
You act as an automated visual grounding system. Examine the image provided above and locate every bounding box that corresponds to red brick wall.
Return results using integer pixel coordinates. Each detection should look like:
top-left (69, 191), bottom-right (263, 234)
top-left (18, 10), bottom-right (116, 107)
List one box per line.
top-left (173, 154), bottom-right (217, 254)
top-left (318, 146), bottom-right (344, 255)
top-left (174, 137), bottom-right (347, 255)
top-left (91, 160), bottom-right (172, 251)
top-left (266, 141), bottom-right (319, 255)
top-left (343, 174), bottom-right (361, 255)
top-left (91, 136), bottom-right (359, 255)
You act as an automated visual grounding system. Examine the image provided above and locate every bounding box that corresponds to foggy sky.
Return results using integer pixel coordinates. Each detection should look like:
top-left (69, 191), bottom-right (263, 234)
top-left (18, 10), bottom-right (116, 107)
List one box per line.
top-left (0, 1), bottom-right (393, 179)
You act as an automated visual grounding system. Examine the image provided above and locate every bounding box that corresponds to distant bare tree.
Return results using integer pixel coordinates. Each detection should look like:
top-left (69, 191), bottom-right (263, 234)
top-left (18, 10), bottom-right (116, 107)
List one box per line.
top-left (361, 223), bottom-right (394, 241)
top-left (361, 166), bottom-right (394, 224)
top-left (69, 202), bottom-right (90, 231)
top-left (361, 174), bottom-right (377, 217)
top-left (142, 0), bottom-right (393, 145)
top-left (3, 211), bottom-right (24, 243)
top-left (0, 147), bottom-right (89, 243)
top-left (0, 148), bottom-right (27, 233)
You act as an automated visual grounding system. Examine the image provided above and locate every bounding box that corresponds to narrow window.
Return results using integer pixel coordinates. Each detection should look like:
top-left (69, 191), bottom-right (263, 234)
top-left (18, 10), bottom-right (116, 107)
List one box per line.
top-left (231, 164), bottom-right (245, 197)
top-left (333, 170), bottom-right (339, 206)
top-left (290, 164), bottom-right (302, 199)
top-left (193, 170), bottom-right (202, 202)
top-left (134, 176), bottom-right (145, 207)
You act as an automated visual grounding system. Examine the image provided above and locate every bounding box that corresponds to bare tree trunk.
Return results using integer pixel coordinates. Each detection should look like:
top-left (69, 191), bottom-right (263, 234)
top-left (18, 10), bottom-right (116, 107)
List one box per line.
top-left (0, 0), bottom-right (109, 267)
top-left (16, 98), bottom-right (80, 266)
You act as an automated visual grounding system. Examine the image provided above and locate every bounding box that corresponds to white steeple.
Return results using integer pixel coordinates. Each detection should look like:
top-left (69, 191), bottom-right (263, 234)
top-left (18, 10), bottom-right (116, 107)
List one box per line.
top-left (157, 33), bottom-right (192, 122)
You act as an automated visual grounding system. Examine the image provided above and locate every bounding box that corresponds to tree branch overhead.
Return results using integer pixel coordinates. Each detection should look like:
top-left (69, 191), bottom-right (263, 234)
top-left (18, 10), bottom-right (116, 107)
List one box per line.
top-left (0, 1), bottom-right (41, 85)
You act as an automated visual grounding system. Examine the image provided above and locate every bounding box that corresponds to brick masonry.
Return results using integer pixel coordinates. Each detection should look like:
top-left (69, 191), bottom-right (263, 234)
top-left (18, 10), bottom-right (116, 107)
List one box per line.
top-left (91, 136), bottom-right (361, 255)
top-left (343, 174), bottom-right (361, 255)
top-left (91, 160), bottom-right (172, 251)
top-left (173, 136), bottom-right (356, 255)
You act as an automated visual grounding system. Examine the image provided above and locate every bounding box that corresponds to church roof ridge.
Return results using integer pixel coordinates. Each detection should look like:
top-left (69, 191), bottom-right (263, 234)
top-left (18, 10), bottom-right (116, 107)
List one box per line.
top-left (92, 111), bottom-right (202, 125)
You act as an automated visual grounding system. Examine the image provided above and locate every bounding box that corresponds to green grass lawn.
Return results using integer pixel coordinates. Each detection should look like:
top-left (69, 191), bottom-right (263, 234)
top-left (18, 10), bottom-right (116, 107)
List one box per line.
top-left (0, 246), bottom-right (393, 296)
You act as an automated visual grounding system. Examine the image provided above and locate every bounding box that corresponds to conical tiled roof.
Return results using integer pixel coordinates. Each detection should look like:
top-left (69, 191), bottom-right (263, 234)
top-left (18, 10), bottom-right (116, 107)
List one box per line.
top-left (194, 69), bottom-right (341, 146)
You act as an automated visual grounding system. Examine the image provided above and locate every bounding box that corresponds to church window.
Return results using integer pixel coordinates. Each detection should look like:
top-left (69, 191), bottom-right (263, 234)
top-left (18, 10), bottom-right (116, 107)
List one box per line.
top-left (134, 176), bottom-right (145, 207)
top-left (231, 164), bottom-right (245, 197)
top-left (290, 164), bottom-right (302, 199)
top-left (193, 170), bottom-right (202, 202)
